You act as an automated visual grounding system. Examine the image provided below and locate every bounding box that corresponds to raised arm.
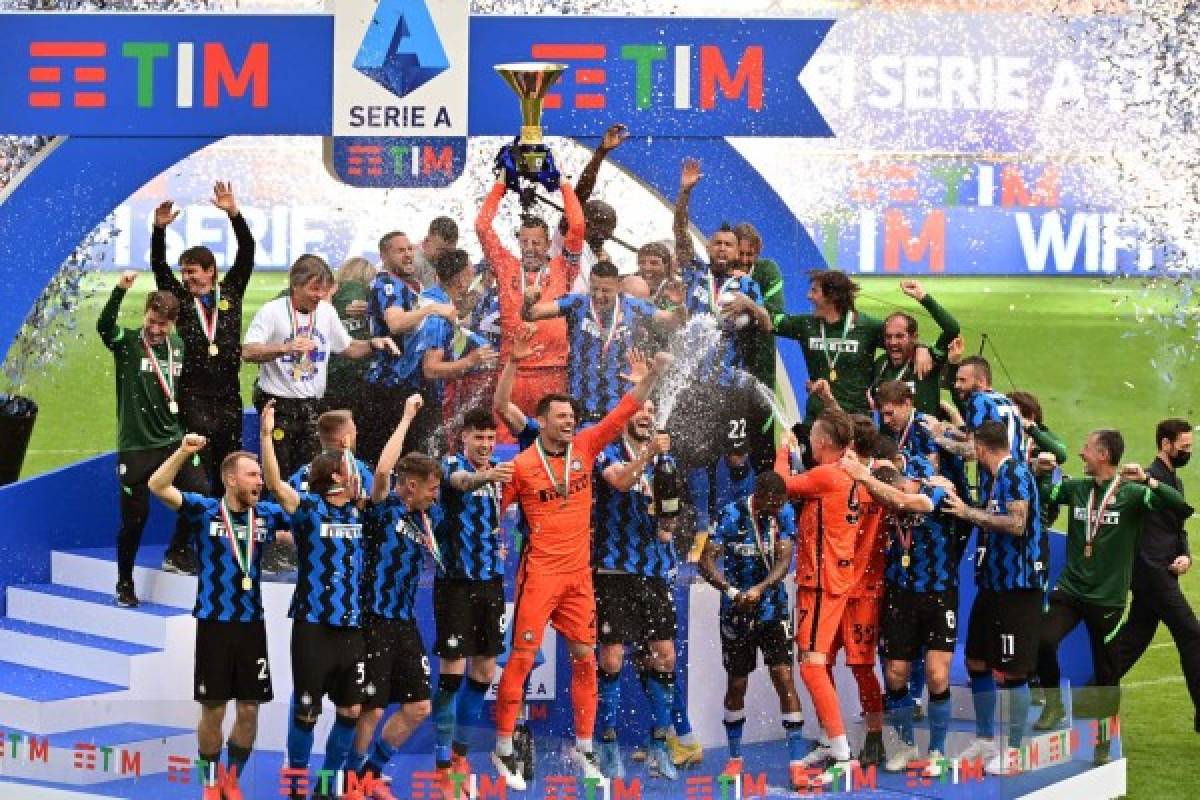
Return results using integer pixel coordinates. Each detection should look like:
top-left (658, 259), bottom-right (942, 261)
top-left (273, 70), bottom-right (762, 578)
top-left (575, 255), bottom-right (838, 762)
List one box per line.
top-left (212, 181), bottom-right (256, 294)
top-left (150, 203), bottom-right (184, 294)
top-left (372, 394), bottom-right (423, 503)
top-left (560, 181), bottom-right (585, 278)
top-left (901, 280), bottom-right (960, 353)
top-left (476, 181), bottom-right (509, 268)
top-left (1121, 463), bottom-right (1195, 517)
top-left (148, 434), bottom-right (208, 511)
top-left (574, 123), bottom-right (627, 205)
top-left (673, 159), bottom-right (701, 268)
top-left (98, 272), bottom-right (137, 347)
top-left (258, 401), bottom-right (300, 514)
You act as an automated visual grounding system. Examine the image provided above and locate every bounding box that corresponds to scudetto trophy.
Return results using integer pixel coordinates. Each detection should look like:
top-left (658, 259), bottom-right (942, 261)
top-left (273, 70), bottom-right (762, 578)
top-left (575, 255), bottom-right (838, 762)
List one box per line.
top-left (494, 62), bottom-right (567, 206)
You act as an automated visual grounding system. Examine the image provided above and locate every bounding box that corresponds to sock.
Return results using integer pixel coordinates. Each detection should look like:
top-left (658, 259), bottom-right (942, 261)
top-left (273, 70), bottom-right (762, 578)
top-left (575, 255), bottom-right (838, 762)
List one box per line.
top-left (646, 670), bottom-right (675, 734)
top-left (927, 689), bottom-right (952, 754)
top-left (969, 670), bottom-right (997, 739)
top-left (910, 652), bottom-right (927, 701)
top-left (829, 734), bottom-right (851, 761)
top-left (199, 750), bottom-right (220, 786)
top-left (597, 668), bottom-right (621, 738)
top-left (575, 737), bottom-right (593, 753)
top-left (349, 749), bottom-right (369, 773)
top-left (365, 737), bottom-right (396, 776)
top-left (433, 673), bottom-right (465, 766)
top-left (286, 712), bottom-right (316, 770)
top-left (571, 653), bottom-right (599, 741)
top-left (723, 709), bottom-right (746, 758)
top-left (782, 713), bottom-right (806, 762)
top-left (226, 742), bottom-right (251, 780)
top-left (494, 651), bottom-right (536, 738)
top-left (884, 688), bottom-right (915, 746)
top-left (851, 664), bottom-right (884, 718)
top-left (671, 665), bottom-right (694, 738)
top-left (495, 736), bottom-right (514, 758)
top-left (321, 713), bottom-right (358, 774)
top-left (455, 677), bottom-right (491, 754)
top-left (1003, 678), bottom-right (1032, 750)
top-left (800, 661), bottom-right (846, 738)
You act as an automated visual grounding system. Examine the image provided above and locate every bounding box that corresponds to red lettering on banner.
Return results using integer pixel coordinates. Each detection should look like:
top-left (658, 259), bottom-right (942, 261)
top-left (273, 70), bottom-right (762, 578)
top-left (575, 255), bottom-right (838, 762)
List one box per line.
top-left (203, 42), bottom-right (269, 108)
top-left (741, 772), bottom-right (768, 798)
top-left (28, 736), bottom-right (49, 763)
top-left (699, 46), bottom-right (763, 111)
top-left (884, 208), bottom-right (946, 272)
top-left (1000, 164), bottom-right (1060, 208)
top-left (422, 146), bottom-right (455, 177)
top-left (120, 748), bottom-right (142, 776)
top-left (27, 41), bottom-right (107, 108)
top-left (478, 773), bottom-right (509, 800)
top-left (167, 754), bottom-right (192, 784)
top-left (611, 776), bottom-right (642, 800)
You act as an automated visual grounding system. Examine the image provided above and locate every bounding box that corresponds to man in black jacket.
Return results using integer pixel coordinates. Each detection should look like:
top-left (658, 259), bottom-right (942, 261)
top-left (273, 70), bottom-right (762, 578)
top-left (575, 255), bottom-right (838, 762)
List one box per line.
top-left (1109, 418), bottom-right (1198, 730)
top-left (151, 181), bottom-right (256, 574)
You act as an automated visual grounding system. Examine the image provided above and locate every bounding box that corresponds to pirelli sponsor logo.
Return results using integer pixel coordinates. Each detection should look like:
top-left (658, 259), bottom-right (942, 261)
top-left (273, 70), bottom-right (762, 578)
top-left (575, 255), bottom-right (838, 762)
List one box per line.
top-left (319, 523), bottom-right (363, 539)
top-left (1072, 508), bottom-right (1120, 526)
top-left (207, 521), bottom-right (270, 542)
top-left (807, 337), bottom-right (860, 354)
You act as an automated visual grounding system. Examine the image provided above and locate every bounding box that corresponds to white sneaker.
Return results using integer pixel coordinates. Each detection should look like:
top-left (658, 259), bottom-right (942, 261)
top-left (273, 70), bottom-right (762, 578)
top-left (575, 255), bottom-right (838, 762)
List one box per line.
top-left (816, 759), bottom-right (858, 787)
top-left (924, 750), bottom-right (946, 778)
top-left (800, 744), bottom-right (833, 767)
top-left (568, 747), bottom-right (605, 782)
top-left (884, 744), bottom-right (919, 773)
top-left (491, 751), bottom-right (527, 792)
top-left (986, 746), bottom-right (1022, 776)
top-left (958, 737), bottom-right (999, 763)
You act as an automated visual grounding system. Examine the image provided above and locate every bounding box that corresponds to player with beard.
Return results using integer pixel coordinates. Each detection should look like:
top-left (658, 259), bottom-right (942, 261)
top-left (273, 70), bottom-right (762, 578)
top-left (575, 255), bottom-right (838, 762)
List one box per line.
top-left (1034, 429), bottom-right (1191, 765)
top-left (924, 356), bottom-right (1024, 465)
top-left (288, 410), bottom-right (373, 500)
top-left (524, 259), bottom-right (681, 423)
top-left (476, 165), bottom-right (584, 428)
top-left (98, 271), bottom-right (208, 605)
top-left (592, 401), bottom-right (679, 780)
top-left (261, 402), bottom-right (369, 800)
top-left (698, 472), bottom-right (805, 790)
top-left (490, 353), bottom-right (672, 789)
top-left (774, 409), bottom-right (860, 784)
top-left (942, 421), bottom-right (1045, 775)
top-left (150, 439), bottom-right (292, 800)
top-left (428, 408), bottom-right (514, 788)
top-left (358, 231), bottom-right (460, 464)
top-left (869, 281), bottom-right (960, 417)
top-left (151, 182), bottom-right (256, 509)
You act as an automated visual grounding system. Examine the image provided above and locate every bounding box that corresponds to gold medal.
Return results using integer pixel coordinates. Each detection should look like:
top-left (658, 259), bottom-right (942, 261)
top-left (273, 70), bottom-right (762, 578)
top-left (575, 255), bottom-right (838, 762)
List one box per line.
top-left (901, 553), bottom-right (911, 568)
top-left (1084, 544), bottom-right (1093, 558)
top-left (292, 365), bottom-right (302, 381)
top-left (218, 298), bottom-right (230, 312)
top-left (829, 368), bottom-right (838, 383)
top-left (242, 576), bottom-right (252, 591)
top-left (168, 400), bottom-right (179, 415)
top-left (208, 343), bottom-right (219, 357)
top-left (272, 428), bottom-right (285, 441)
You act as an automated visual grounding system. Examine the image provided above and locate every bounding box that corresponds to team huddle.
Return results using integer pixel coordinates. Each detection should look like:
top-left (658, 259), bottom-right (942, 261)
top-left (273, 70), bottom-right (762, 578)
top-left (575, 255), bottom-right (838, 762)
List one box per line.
top-left (100, 133), bottom-right (1195, 800)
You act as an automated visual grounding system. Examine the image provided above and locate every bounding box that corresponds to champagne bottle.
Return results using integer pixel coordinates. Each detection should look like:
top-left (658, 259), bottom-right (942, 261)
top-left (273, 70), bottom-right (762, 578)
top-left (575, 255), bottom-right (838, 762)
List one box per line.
top-left (652, 445), bottom-right (681, 518)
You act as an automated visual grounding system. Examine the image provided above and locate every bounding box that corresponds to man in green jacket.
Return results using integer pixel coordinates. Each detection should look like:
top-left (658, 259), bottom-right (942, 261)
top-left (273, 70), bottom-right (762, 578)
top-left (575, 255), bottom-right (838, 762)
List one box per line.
top-left (1034, 429), bottom-right (1192, 763)
top-left (869, 280), bottom-right (960, 418)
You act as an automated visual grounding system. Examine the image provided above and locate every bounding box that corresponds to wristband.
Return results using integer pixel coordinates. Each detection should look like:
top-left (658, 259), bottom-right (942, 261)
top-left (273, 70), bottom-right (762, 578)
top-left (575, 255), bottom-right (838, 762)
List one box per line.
top-left (725, 586), bottom-right (740, 601)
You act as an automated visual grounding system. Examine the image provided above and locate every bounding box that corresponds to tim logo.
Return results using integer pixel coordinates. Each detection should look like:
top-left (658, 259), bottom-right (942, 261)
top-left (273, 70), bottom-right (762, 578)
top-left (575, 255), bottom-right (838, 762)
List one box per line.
top-left (26, 39), bottom-right (268, 109)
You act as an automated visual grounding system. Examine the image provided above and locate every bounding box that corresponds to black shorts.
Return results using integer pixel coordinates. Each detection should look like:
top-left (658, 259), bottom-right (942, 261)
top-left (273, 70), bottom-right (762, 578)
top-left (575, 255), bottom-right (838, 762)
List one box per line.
top-left (719, 615), bottom-right (793, 676)
top-left (433, 578), bottom-right (506, 660)
top-left (594, 572), bottom-right (677, 646)
top-left (194, 619), bottom-right (273, 705)
top-left (362, 614), bottom-right (431, 709)
top-left (965, 588), bottom-right (1043, 675)
top-left (290, 619), bottom-right (366, 715)
top-left (880, 586), bottom-right (959, 662)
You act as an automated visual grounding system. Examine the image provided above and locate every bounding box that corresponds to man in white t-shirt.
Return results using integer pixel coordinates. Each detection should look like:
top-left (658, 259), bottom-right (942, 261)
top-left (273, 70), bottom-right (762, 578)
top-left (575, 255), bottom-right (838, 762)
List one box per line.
top-left (243, 254), bottom-right (396, 481)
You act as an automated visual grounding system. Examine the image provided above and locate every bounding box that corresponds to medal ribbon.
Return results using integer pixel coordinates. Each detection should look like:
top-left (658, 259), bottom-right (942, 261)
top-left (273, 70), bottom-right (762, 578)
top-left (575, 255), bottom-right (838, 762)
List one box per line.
top-left (893, 515), bottom-right (914, 561)
top-left (706, 271), bottom-right (740, 314)
top-left (746, 496), bottom-right (776, 570)
top-left (194, 286), bottom-right (220, 346)
top-left (589, 298), bottom-right (623, 355)
top-left (218, 498), bottom-right (255, 584)
top-left (1085, 477), bottom-right (1122, 551)
top-left (342, 449), bottom-right (361, 500)
top-left (898, 410), bottom-right (917, 450)
top-left (140, 331), bottom-right (176, 408)
top-left (519, 265), bottom-right (548, 298)
top-left (819, 311), bottom-right (855, 376)
top-left (286, 297), bottom-right (312, 370)
top-left (416, 509), bottom-right (444, 572)
top-left (535, 438), bottom-right (573, 499)
top-left (623, 436), bottom-right (652, 497)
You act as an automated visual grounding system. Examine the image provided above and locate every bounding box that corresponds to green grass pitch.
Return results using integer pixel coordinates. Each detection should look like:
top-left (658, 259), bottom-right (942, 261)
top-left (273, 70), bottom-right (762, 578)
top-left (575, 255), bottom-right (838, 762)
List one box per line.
top-left (9, 272), bottom-right (1199, 798)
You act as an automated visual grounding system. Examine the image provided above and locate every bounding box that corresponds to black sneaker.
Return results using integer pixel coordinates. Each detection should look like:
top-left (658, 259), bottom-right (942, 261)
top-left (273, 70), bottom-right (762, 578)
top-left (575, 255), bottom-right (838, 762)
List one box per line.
top-left (1093, 739), bottom-right (1112, 766)
top-left (858, 730), bottom-right (886, 767)
top-left (114, 580), bottom-right (139, 608)
top-left (490, 750), bottom-right (527, 791)
top-left (162, 548), bottom-right (197, 576)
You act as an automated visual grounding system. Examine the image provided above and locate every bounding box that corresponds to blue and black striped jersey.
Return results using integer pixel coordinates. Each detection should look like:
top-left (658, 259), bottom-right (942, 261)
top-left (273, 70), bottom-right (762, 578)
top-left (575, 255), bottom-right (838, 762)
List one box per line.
top-left (883, 485), bottom-right (962, 592)
top-left (592, 441), bottom-right (677, 578)
top-left (680, 260), bottom-right (763, 381)
top-left (974, 458), bottom-right (1047, 591)
top-left (965, 389), bottom-right (1024, 462)
top-left (556, 293), bottom-right (658, 419)
top-left (712, 497), bottom-right (796, 622)
top-left (363, 494), bottom-right (442, 620)
top-left (366, 272), bottom-right (422, 387)
top-left (289, 493), bottom-right (365, 627)
top-left (180, 493), bottom-right (289, 622)
top-left (436, 453), bottom-right (504, 581)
